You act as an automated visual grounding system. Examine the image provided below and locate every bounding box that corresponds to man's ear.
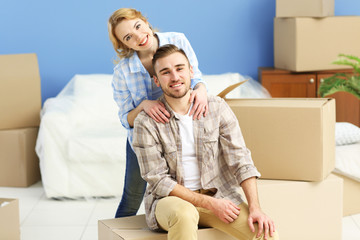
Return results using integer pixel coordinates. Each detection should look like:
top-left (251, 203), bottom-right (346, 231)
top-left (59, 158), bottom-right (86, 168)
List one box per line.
top-left (190, 66), bottom-right (194, 78)
top-left (153, 75), bottom-right (160, 87)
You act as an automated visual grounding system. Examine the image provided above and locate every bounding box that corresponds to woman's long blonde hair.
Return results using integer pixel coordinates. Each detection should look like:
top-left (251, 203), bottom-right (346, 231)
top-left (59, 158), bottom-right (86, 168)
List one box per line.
top-left (108, 8), bottom-right (155, 59)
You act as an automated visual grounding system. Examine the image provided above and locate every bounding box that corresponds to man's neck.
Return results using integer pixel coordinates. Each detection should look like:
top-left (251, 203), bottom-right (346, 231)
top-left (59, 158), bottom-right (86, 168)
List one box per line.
top-left (164, 91), bottom-right (192, 115)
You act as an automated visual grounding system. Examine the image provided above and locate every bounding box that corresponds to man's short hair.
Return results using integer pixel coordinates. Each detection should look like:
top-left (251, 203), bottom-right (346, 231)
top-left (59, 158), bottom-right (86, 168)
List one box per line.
top-left (152, 44), bottom-right (190, 76)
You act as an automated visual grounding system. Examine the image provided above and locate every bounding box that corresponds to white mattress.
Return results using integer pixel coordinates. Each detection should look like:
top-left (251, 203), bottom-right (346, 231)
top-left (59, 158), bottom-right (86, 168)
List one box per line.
top-left (334, 142), bottom-right (360, 182)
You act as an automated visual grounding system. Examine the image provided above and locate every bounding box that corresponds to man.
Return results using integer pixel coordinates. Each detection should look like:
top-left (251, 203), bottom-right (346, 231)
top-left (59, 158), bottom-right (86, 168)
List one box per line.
top-left (132, 44), bottom-right (279, 240)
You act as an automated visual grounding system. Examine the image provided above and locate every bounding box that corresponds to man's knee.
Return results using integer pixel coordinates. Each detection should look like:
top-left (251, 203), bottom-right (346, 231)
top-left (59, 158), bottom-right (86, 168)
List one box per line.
top-left (156, 196), bottom-right (199, 230)
top-left (169, 202), bottom-right (199, 226)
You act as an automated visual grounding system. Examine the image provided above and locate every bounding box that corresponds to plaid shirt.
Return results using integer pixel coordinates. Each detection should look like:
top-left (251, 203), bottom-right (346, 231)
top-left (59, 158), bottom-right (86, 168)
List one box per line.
top-left (133, 95), bottom-right (261, 230)
top-left (112, 32), bottom-right (204, 146)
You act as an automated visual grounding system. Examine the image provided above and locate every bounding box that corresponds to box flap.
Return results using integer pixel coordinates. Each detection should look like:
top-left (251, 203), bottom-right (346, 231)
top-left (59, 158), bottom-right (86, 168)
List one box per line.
top-left (0, 198), bottom-right (17, 206)
top-left (99, 215), bottom-right (147, 230)
top-left (226, 98), bottom-right (332, 108)
top-left (217, 80), bottom-right (248, 98)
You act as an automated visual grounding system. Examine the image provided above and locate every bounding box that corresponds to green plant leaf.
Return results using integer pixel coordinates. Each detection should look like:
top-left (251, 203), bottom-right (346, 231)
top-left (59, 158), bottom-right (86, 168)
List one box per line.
top-left (333, 54), bottom-right (360, 74)
top-left (318, 54), bottom-right (360, 99)
top-left (318, 74), bottom-right (360, 99)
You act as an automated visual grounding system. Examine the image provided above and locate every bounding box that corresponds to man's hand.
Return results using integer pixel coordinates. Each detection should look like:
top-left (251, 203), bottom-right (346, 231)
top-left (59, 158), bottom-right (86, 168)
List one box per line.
top-left (189, 83), bottom-right (208, 120)
top-left (248, 207), bottom-right (276, 240)
top-left (209, 198), bottom-right (240, 224)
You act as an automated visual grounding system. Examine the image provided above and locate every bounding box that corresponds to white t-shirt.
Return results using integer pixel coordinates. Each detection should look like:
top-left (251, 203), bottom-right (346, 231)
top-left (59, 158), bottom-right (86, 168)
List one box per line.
top-left (177, 112), bottom-right (201, 191)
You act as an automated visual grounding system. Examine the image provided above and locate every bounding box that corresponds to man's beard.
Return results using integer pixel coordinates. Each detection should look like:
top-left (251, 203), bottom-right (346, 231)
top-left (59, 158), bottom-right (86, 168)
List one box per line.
top-left (160, 83), bottom-right (190, 99)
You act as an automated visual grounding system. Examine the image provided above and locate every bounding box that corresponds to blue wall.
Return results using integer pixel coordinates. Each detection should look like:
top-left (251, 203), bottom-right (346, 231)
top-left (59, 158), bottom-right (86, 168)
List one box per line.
top-left (1, 0), bottom-right (359, 103)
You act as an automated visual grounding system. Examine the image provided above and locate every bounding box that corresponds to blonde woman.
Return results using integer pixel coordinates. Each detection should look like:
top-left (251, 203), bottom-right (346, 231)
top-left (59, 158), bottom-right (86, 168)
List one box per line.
top-left (108, 8), bottom-right (208, 218)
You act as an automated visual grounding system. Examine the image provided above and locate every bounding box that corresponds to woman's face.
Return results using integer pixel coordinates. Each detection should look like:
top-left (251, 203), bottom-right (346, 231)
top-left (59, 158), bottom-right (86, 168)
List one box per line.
top-left (115, 18), bottom-right (154, 52)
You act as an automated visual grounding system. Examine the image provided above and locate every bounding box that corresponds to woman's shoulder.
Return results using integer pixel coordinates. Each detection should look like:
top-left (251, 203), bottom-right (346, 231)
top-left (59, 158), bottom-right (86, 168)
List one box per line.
top-left (113, 55), bottom-right (134, 73)
top-left (157, 32), bottom-right (187, 44)
top-left (157, 31), bottom-right (185, 38)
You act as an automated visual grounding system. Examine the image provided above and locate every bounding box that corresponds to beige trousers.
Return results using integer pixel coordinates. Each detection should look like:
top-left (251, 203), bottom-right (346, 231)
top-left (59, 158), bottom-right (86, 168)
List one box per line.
top-left (155, 196), bottom-right (279, 240)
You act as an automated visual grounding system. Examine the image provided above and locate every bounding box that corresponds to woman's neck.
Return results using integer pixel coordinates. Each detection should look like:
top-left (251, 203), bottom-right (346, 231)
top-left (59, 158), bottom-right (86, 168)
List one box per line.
top-left (137, 33), bottom-right (158, 59)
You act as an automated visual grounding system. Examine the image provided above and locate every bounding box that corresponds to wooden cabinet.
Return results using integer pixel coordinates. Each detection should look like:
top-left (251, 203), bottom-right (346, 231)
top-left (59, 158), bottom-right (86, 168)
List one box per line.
top-left (259, 67), bottom-right (360, 127)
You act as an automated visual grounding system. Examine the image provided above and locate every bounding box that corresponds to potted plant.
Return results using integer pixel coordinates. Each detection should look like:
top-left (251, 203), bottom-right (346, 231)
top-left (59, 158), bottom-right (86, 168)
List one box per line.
top-left (318, 54), bottom-right (360, 99)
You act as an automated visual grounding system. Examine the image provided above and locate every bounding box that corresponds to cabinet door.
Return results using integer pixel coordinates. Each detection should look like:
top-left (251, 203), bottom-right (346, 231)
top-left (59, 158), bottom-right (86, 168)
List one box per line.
top-left (318, 74), bottom-right (360, 127)
top-left (262, 73), bottom-right (317, 97)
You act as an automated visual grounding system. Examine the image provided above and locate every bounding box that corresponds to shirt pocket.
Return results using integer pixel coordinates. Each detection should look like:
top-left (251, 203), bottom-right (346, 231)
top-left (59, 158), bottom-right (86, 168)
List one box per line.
top-left (203, 127), bottom-right (219, 162)
top-left (163, 144), bottom-right (178, 178)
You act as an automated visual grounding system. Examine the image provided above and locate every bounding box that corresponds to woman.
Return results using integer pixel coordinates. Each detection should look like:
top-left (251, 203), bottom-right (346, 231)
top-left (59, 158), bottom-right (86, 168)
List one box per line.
top-left (108, 8), bottom-right (208, 218)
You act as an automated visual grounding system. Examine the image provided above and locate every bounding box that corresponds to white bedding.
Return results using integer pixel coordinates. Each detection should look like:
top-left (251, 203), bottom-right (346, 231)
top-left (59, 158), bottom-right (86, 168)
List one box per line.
top-left (334, 142), bottom-right (360, 182)
top-left (36, 74), bottom-right (128, 198)
top-left (36, 73), bottom-right (270, 198)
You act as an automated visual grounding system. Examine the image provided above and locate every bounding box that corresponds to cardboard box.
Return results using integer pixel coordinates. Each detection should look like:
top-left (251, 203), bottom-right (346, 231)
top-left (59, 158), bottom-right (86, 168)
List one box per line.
top-left (239, 174), bottom-right (343, 240)
top-left (0, 127), bottom-right (41, 187)
top-left (226, 98), bottom-right (335, 181)
top-left (276, 0), bottom-right (334, 17)
top-left (0, 53), bottom-right (42, 130)
top-left (0, 198), bottom-right (20, 240)
top-left (274, 16), bottom-right (360, 72)
top-left (98, 215), bottom-right (236, 240)
top-left (334, 173), bottom-right (360, 216)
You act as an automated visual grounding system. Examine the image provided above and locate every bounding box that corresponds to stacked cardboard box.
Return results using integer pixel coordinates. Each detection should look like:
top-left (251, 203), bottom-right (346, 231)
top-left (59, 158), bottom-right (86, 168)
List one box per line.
top-left (334, 173), bottom-right (360, 216)
top-left (225, 95), bottom-right (343, 239)
top-left (0, 53), bottom-right (42, 187)
top-left (0, 198), bottom-right (20, 240)
top-left (274, 0), bottom-right (360, 72)
top-left (273, 0), bottom-right (359, 218)
top-left (227, 97), bottom-right (335, 181)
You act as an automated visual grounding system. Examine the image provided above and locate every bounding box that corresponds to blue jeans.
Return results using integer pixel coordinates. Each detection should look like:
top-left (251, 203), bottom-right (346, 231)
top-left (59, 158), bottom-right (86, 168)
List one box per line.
top-left (115, 139), bottom-right (146, 217)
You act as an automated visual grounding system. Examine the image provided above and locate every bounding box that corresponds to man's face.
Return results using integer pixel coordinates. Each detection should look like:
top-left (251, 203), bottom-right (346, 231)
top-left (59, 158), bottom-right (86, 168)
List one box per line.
top-left (153, 52), bottom-right (193, 99)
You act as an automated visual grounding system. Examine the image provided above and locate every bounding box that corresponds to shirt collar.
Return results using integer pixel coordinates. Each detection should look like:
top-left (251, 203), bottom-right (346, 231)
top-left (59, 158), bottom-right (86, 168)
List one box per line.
top-left (156, 32), bottom-right (167, 47)
top-left (159, 95), bottom-right (178, 120)
top-left (159, 95), bottom-right (194, 121)
top-left (128, 51), bottom-right (147, 74)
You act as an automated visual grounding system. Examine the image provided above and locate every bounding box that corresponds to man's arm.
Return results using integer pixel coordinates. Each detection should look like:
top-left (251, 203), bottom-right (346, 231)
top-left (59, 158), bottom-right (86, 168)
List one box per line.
top-left (218, 98), bottom-right (261, 182)
top-left (169, 184), bottom-right (240, 224)
top-left (133, 115), bottom-right (177, 198)
top-left (240, 177), bottom-right (276, 240)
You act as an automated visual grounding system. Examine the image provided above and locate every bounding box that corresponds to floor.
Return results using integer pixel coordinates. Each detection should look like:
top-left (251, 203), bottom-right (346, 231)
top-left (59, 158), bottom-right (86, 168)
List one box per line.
top-left (1, 181), bottom-right (360, 240)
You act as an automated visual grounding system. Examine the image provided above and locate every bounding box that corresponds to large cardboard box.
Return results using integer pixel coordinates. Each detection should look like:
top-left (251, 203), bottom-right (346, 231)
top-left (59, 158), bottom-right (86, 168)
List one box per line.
top-left (226, 98), bottom-right (335, 181)
top-left (240, 174), bottom-right (343, 240)
top-left (0, 127), bottom-right (41, 187)
top-left (274, 16), bottom-right (360, 72)
top-left (0, 53), bottom-right (42, 130)
top-left (334, 173), bottom-right (360, 216)
top-left (276, 0), bottom-right (334, 17)
top-left (0, 198), bottom-right (20, 240)
top-left (98, 215), bottom-right (236, 240)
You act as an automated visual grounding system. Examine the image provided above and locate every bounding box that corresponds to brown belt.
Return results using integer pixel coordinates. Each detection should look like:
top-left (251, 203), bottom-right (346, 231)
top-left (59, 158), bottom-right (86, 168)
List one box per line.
top-left (193, 189), bottom-right (216, 196)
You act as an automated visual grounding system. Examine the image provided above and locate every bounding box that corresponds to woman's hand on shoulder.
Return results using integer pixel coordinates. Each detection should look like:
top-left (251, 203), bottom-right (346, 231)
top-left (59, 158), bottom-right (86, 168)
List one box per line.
top-left (189, 83), bottom-right (208, 120)
top-left (142, 100), bottom-right (170, 124)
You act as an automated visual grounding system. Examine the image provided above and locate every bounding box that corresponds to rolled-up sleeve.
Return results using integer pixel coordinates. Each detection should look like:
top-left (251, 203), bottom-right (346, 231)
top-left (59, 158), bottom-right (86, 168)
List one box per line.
top-left (112, 68), bottom-right (134, 130)
top-left (133, 115), bottom-right (177, 197)
top-left (218, 99), bottom-right (261, 184)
